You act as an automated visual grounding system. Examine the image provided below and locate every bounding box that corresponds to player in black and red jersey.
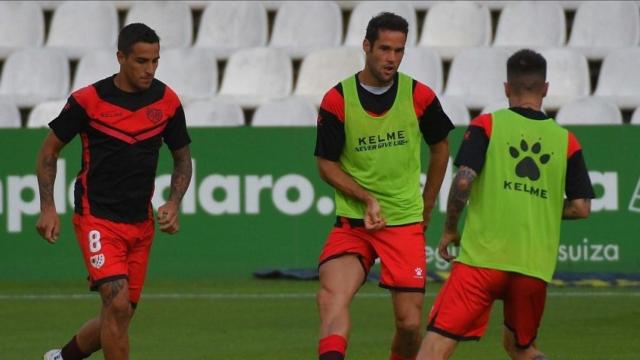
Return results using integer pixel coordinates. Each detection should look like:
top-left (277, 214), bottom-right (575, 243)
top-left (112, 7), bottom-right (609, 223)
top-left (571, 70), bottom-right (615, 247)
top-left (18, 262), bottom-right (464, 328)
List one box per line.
top-left (36, 23), bottom-right (192, 360)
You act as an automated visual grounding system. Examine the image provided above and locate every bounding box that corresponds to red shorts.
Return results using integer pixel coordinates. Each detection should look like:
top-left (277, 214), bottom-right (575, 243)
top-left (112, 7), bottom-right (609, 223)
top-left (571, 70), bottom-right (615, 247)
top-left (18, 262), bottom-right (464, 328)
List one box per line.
top-left (427, 262), bottom-right (547, 348)
top-left (318, 217), bottom-right (426, 292)
top-left (73, 214), bottom-right (154, 304)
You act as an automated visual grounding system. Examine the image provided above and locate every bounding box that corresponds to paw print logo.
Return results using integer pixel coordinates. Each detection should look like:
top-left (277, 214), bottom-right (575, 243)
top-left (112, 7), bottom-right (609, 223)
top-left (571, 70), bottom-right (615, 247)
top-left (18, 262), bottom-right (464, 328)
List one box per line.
top-left (508, 138), bottom-right (551, 181)
top-left (414, 267), bottom-right (424, 278)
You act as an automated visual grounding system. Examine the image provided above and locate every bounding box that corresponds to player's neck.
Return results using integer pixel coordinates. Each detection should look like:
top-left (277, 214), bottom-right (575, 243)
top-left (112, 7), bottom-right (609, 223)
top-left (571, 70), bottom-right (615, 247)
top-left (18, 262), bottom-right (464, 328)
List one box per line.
top-left (358, 68), bottom-right (393, 88)
top-left (508, 96), bottom-right (543, 112)
top-left (113, 73), bottom-right (140, 93)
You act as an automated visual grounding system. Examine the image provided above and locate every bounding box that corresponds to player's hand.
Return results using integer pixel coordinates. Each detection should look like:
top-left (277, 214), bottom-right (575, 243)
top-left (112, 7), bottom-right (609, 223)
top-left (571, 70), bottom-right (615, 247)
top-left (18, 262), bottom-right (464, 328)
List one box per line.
top-left (438, 230), bottom-right (461, 262)
top-left (36, 207), bottom-right (60, 244)
top-left (364, 197), bottom-right (386, 232)
top-left (157, 201), bottom-right (180, 234)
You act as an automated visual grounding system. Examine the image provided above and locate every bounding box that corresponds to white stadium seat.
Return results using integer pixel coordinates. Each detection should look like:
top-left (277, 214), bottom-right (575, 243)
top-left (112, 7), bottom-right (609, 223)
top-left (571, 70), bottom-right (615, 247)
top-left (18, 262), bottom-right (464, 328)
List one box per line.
top-left (125, 1), bottom-right (193, 48)
top-left (294, 47), bottom-right (365, 106)
top-left (398, 47), bottom-right (443, 94)
top-left (270, 1), bottom-right (342, 59)
top-left (154, 48), bottom-right (218, 103)
top-left (0, 49), bottom-right (69, 108)
top-left (555, 97), bottom-right (622, 125)
top-left (252, 97), bottom-right (318, 127)
top-left (631, 107), bottom-right (640, 125)
top-left (72, 49), bottom-right (119, 92)
top-left (184, 100), bottom-right (245, 127)
top-left (419, 1), bottom-right (491, 61)
top-left (0, 99), bottom-right (21, 128)
top-left (438, 95), bottom-right (470, 126)
top-left (27, 100), bottom-right (67, 128)
top-left (46, 1), bottom-right (118, 59)
top-left (445, 48), bottom-right (510, 110)
top-left (494, 1), bottom-right (566, 48)
top-left (594, 48), bottom-right (640, 109)
top-left (194, 1), bottom-right (268, 59)
top-left (217, 47), bottom-right (292, 108)
top-left (568, 1), bottom-right (640, 60)
top-left (0, 2), bottom-right (44, 59)
top-left (540, 49), bottom-right (590, 110)
top-left (344, 1), bottom-right (418, 46)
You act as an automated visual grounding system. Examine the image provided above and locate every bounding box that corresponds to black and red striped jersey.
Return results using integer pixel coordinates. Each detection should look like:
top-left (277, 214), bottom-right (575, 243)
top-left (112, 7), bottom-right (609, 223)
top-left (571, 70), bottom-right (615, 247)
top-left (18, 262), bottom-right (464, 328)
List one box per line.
top-left (455, 107), bottom-right (595, 200)
top-left (314, 72), bottom-right (454, 161)
top-left (49, 75), bottom-right (191, 224)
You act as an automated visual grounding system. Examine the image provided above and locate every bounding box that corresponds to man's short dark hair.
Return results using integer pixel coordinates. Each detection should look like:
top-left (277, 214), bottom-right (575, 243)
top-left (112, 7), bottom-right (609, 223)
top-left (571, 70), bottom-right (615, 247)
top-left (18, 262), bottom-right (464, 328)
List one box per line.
top-left (118, 23), bottom-right (160, 55)
top-left (365, 12), bottom-right (409, 45)
top-left (507, 49), bottom-right (547, 94)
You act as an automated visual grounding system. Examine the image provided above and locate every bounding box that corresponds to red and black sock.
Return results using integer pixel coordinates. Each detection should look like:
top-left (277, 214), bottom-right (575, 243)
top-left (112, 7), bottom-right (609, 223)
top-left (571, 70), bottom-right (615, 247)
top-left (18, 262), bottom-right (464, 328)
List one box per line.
top-left (60, 335), bottom-right (90, 360)
top-left (319, 334), bottom-right (347, 360)
top-left (390, 353), bottom-right (416, 360)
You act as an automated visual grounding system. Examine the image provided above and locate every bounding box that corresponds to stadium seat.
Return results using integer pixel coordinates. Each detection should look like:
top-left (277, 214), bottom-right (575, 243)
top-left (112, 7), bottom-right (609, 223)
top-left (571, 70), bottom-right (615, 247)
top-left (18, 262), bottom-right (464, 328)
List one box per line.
top-left (154, 48), bottom-right (217, 103)
top-left (0, 99), bottom-right (21, 128)
top-left (184, 100), bottom-right (245, 127)
top-left (398, 47), bottom-right (443, 94)
top-left (27, 100), bottom-right (67, 128)
top-left (438, 95), bottom-right (470, 125)
top-left (555, 97), bottom-right (622, 125)
top-left (418, 1), bottom-right (491, 61)
top-left (444, 48), bottom-right (510, 110)
top-left (344, 1), bottom-right (418, 46)
top-left (194, 1), bottom-right (268, 59)
top-left (217, 47), bottom-right (292, 108)
top-left (270, 1), bottom-right (342, 59)
top-left (124, 1), bottom-right (193, 48)
top-left (631, 107), bottom-right (640, 125)
top-left (0, 48), bottom-right (69, 108)
top-left (540, 48), bottom-right (590, 110)
top-left (46, 1), bottom-right (118, 60)
top-left (294, 47), bottom-right (365, 106)
top-left (252, 97), bottom-right (317, 127)
top-left (0, 2), bottom-right (44, 59)
top-left (35, 1), bottom-right (63, 10)
top-left (568, 1), bottom-right (640, 60)
top-left (494, 1), bottom-right (566, 48)
top-left (72, 49), bottom-right (119, 92)
top-left (594, 48), bottom-right (640, 109)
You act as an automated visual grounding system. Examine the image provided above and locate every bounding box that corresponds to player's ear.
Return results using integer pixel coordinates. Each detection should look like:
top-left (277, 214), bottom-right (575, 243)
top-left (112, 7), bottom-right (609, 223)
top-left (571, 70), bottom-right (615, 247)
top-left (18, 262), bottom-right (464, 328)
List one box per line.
top-left (541, 82), bottom-right (549, 98)
top-left (116, 50), bottom-right (126, 66)
top-left (363, 38), bottom-right (371, 53)
top-left (504, 82), bottom-right (511, 98)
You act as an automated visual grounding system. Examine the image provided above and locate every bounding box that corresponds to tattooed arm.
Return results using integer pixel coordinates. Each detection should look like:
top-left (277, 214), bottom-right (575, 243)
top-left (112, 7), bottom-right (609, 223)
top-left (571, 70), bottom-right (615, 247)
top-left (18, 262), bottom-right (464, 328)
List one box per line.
top-left (35, 133), bottom-right (67, 244)
top-left (438, 165), bottom-right (477, 261)
top-left (157, 145), bottom-right (192, 234)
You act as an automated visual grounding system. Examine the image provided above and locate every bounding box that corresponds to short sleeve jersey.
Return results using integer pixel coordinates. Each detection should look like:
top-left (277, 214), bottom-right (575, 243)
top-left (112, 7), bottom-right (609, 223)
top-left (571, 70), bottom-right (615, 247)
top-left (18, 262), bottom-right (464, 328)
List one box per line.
top-left (315, 72), bottom-right (454, 161)
top-left (49, 76), bottom-right (191, 223)
top-left (455, 107), bottom-right (595, 200)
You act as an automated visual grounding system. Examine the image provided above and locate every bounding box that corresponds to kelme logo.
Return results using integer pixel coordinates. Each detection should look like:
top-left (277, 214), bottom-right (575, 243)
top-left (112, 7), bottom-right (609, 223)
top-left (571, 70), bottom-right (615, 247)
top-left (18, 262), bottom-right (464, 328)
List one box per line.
top-left (509, 138), bottom-right (551, 181)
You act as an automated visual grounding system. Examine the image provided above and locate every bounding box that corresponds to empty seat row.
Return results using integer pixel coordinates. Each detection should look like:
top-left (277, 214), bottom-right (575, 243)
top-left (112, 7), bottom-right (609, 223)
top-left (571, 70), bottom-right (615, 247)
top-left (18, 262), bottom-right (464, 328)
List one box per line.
top-left (2, 46), bottom-right (638, 113)
top-left (5, 95), bottom-right (638, 130)
top-left (1, 1), bottom-right (638, 61)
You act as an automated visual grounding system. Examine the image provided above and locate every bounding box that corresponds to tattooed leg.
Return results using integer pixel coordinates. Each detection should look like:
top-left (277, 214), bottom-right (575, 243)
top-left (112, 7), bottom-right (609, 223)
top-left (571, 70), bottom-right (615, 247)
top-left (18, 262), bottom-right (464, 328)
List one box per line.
top-left (99, 279), bottom-right (132, 360)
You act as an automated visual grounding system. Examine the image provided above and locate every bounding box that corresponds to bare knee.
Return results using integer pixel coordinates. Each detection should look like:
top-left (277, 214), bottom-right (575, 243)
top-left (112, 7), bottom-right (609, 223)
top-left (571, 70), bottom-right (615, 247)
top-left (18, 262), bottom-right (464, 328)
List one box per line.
top-left (395, 314), bottom-right (422, 335)
top-left (100, 280), bottom-right (132, 324)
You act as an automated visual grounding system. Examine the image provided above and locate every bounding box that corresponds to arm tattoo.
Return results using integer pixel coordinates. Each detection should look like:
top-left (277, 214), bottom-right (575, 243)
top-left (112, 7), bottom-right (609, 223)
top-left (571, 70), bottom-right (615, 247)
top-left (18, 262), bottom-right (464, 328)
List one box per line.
top-left (168, 148), bottom-right (193, 203)
top-left (101, 279), bottom-right (127, 307)
top-left (444, 167), bottom-right (477, 232)
top-left (37, 155), bottom-right (58, 209)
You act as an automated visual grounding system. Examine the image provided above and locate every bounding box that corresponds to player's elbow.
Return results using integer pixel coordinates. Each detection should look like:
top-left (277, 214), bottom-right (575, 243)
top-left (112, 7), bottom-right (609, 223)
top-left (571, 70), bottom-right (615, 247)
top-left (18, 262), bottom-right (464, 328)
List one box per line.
top-left (576, 199), bottom-right (591, 219)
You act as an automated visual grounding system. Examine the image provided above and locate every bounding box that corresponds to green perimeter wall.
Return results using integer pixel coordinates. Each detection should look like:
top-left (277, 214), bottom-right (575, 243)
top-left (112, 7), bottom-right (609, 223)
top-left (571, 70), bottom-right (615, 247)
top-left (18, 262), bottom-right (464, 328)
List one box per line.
top-left (0, 126), bottom-right (638, 281)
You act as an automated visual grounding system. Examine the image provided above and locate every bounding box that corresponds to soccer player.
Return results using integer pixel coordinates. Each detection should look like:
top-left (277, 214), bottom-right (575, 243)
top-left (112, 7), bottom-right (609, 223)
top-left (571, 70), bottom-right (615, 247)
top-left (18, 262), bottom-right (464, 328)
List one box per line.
top-left (36, 23), bottom-right (192, 360)
top-left (315, 12), bottom-right (453, 360)
top-left (416, 49), bottom-right (595, 360)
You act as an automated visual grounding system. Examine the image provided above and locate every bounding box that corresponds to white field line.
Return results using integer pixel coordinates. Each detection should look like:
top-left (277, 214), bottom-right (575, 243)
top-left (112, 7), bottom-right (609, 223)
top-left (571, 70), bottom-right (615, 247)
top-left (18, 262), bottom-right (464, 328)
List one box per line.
top-left (0, 291), bottom-right (638, 300)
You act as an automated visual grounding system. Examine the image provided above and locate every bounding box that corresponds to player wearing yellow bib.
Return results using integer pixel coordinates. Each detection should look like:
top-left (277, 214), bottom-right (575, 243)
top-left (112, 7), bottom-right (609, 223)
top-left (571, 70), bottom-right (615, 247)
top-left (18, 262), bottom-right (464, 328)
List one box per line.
top-left (417, 50), bottom-right (595, 360)
top-left (314, 12), bottom-right (453, 360)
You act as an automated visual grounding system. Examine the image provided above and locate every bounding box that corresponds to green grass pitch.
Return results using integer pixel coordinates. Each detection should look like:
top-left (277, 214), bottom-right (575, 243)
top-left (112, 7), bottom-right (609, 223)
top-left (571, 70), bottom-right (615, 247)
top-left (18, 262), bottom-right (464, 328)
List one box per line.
top-left (1, 279), bottom-right (638, 359)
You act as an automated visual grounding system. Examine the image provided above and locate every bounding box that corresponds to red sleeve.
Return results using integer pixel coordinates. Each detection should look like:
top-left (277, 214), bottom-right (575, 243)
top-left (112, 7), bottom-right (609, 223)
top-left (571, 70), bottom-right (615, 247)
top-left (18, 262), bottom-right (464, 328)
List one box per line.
top-left (567, 131), bottom-right (582, 159)
top-left (469, 113), bottom-right (493, 138)
top-left (319, 87), bottom-right (345, 123)
top-left (412, 81), bottom-right (436, 118)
